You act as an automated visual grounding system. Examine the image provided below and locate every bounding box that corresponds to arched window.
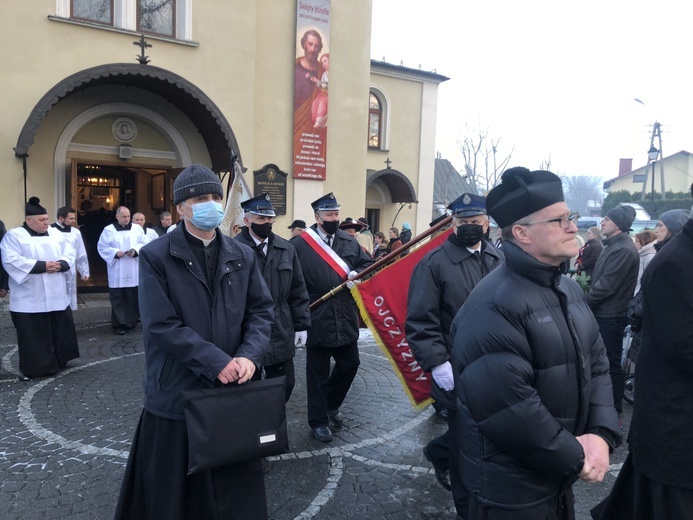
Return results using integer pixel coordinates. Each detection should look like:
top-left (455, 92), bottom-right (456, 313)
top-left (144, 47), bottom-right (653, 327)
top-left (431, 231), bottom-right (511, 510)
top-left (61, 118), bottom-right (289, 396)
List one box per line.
top-left (368, 92), bottom-right (382, 149)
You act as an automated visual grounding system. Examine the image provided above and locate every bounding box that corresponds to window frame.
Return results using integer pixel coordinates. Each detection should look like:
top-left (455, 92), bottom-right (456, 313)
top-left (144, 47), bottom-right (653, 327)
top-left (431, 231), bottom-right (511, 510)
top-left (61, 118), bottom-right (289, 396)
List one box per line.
top-left (70, 0), bottom-right (115, 26)
top-left (136, 0), bottom-right (177, 38)
top-left (368, 87), bottom-right (390, 152)
top-left (58, 0), bottom-right (191, 42)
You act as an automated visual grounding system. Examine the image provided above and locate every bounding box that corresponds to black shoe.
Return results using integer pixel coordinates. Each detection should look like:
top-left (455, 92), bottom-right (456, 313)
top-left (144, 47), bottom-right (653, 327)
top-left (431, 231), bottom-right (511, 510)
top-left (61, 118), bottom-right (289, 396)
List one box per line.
top-left (261, 458), bottom-right (271, 474)
top-left (114, 327), bottom-right (126, 335)
top-left (312, 425), bottom-right (333, 442)
top-left (436, 408), bottom-right (449, 421)
top-left (327, 409), bottom-right (344, 426)
top-left (17, 374), bottom-right (31, 382)
top-left (423, 446), bottom-right (451, 491)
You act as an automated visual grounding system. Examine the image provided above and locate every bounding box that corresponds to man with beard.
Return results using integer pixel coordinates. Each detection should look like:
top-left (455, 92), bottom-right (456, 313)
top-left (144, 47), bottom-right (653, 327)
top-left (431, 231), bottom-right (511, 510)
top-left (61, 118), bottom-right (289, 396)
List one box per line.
top-left (51, 206), bottom-right (90, 310)
top-left (235, 193), bottom-right (311, 402)
top-left (1, 197), bottom-right (79, 380)
top-left (294, 29), bottom-right (324, 110)
top-left (291, 192), bottom-right (372, 442)
top-left (406, 193), bottom-right (503, 518)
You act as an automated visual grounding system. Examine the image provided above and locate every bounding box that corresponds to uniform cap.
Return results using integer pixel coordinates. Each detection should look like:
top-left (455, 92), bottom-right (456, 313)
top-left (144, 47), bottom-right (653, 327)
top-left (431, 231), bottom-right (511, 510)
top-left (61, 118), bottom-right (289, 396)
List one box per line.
top-left (447, 193), bottom-right (486, 217)
top-left (311, 192), bottom-right (340, 211)
top-left (241, 193), bottom-right (276, 217)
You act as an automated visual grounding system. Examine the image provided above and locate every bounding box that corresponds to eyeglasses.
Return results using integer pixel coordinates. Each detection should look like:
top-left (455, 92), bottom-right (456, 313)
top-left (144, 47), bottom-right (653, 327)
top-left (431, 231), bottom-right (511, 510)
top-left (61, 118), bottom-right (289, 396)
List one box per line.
top-left (519, 214), bottom-right (578, 229)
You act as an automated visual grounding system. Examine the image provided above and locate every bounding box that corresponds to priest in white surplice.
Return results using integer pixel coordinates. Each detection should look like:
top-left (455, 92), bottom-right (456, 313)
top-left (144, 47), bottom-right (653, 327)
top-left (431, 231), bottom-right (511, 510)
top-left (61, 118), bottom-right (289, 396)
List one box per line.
top-left (51, 206), bottom-right (90, 310)
top-left (132, 212), bottom-right (159, 243)
top-left (98, 206), bottom-right (147, 335)
top-left (1, 197), bottom-right (79, 381)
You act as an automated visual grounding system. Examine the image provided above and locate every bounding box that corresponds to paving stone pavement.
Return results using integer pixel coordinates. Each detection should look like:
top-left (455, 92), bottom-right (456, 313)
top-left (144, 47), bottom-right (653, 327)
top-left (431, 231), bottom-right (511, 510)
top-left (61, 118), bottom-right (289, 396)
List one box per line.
top-left (0, 294), bottom-right (629, 519)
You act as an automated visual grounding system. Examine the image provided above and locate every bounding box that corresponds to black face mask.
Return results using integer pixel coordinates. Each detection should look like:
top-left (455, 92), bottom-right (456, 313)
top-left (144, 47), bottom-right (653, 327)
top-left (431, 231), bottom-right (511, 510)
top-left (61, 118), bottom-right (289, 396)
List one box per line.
top-left (251, 222), bottom-right (273, 240)
top-left (456, 224), bottom-right (484, 247)
top-left (320, 220), bottom-right (339, 235)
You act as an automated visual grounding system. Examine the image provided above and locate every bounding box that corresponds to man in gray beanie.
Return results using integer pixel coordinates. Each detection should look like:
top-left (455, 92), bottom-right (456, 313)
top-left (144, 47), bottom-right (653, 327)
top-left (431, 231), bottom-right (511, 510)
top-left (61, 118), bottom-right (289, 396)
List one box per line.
top-left (115, 164), bottom-right (274, 519)
top-left (586, 203), bottom-right (639, 421)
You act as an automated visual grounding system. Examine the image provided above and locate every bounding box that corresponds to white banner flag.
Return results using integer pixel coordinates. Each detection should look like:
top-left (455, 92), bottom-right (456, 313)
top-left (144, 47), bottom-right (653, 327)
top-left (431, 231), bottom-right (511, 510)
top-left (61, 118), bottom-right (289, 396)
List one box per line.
top-left (220, 160), bottom-right (251, 237)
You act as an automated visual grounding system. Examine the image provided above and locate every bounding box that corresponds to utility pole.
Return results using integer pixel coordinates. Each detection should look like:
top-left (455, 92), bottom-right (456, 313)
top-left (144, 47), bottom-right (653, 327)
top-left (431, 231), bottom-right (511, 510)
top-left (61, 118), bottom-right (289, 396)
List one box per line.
top-left (640, 122), bottom-right (664, 211)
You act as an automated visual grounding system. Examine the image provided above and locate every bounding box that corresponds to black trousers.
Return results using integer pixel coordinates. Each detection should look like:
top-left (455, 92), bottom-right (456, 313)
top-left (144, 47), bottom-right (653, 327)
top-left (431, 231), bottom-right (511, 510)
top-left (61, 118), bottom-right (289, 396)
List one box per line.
top-left (596, 316), bottom-right (627, 414)
top-left (109, 287), bottom-right (139, 329)
top-left (264, 359), bottom-right (295, 403)
top-left (427, 409), bottom-right (467, 518)
top-left (306, 341), bottom-right (360, 428)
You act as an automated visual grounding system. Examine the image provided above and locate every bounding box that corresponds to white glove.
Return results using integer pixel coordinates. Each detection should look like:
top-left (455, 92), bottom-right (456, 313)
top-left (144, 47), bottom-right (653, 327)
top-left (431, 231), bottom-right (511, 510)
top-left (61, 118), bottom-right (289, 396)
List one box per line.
top-left (294, 331), bottom-right (307, 348)
top-left (346, 270), bottom-right (360, 289)
top-left (431, 361), bottom-right (455, 391)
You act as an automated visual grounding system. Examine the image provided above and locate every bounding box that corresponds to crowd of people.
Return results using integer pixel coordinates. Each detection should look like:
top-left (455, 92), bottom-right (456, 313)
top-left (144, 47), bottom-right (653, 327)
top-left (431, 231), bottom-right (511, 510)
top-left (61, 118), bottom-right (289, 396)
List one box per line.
top-left (0, 164), bottom-right (690, 519)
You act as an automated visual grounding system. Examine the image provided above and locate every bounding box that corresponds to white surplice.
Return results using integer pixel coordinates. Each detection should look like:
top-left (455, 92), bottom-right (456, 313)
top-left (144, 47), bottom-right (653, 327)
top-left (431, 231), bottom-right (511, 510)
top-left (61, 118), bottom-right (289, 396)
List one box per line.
top-left (1, 226), bottom-right (76, 313)
top-left (143, 227), bottom-right (159, 244)
top-left (52, 223), bottom-right (90, 310)
top-left (97, 223), bottom-right (147, 288)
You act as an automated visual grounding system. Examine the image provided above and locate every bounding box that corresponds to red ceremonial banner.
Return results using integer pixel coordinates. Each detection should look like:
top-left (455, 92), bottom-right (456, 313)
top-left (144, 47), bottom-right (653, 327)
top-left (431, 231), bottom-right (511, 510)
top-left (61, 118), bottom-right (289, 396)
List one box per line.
top-left (351, 229), bottom-right (453, 409)
top-left (293, 0), bottom-right (331, 180)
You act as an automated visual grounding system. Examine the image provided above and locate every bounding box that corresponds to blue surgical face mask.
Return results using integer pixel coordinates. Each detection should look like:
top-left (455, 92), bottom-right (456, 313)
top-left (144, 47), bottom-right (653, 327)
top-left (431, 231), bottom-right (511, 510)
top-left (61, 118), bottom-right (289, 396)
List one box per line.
top-left (183, 200), bottom-right (224, 230)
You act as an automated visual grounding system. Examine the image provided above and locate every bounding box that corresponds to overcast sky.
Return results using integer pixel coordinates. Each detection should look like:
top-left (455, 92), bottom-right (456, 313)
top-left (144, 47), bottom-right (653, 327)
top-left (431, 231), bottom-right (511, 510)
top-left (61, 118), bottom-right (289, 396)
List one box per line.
top-left (371, 0), bottom-right (693, 183)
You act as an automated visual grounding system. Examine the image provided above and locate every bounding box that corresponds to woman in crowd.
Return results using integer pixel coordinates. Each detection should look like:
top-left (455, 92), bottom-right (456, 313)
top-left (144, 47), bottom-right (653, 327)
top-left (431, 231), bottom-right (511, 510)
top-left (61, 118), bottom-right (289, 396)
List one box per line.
top-left (654, 209), bottom-right (690, 251)
top-left (372, 231), bottom-right (388, 261)
top-left (633, 229), bottom-right (656, 294)
top-left (576, 226), bottom-right (603, 281)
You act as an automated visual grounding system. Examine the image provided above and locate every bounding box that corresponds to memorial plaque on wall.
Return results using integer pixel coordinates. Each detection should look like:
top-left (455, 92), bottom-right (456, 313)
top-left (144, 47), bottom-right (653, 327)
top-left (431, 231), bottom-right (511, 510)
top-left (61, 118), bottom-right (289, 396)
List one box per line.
top-left (254, 164), bottom-right (287, 215)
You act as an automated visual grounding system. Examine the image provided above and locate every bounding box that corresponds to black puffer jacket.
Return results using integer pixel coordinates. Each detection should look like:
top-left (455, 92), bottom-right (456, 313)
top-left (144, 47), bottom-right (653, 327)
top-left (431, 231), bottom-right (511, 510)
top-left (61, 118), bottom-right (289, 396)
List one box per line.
top-left (451, 241), bottom-right (621, 510)
top-left (406, 236), bottom-right (503, 409)
top-left (291, 225), bottom-right (373, 348)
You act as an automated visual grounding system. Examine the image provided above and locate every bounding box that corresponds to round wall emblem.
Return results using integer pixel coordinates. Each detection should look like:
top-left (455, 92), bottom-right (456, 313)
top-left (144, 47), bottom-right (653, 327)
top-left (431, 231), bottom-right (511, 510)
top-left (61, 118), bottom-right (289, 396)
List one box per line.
top-left (112, 118), bottom-right (138, 142)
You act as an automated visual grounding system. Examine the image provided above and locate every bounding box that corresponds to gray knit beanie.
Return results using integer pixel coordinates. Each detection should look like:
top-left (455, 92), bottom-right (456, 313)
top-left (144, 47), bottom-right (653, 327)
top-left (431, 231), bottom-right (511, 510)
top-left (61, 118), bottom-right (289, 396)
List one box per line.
top-left (605, 204), bottom-right (637, 232)
top-left (659, 209), bottom-right (690, 236)
top-left (173, 164), bottom-right (223, 205)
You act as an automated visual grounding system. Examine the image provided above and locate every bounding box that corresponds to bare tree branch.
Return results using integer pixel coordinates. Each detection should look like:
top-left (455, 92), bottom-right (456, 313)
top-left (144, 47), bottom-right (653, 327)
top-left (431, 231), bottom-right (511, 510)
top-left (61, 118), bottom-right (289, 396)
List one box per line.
top-left (456, 123), bottom-right (513, 194)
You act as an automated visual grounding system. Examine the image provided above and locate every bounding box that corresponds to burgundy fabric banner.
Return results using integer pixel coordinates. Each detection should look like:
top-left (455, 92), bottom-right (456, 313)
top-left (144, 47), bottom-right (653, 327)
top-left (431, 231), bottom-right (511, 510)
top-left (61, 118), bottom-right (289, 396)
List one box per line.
top-left (351, 229), bottom-right (453, 409)
top-left (293, 0), bottom-right (331, 180)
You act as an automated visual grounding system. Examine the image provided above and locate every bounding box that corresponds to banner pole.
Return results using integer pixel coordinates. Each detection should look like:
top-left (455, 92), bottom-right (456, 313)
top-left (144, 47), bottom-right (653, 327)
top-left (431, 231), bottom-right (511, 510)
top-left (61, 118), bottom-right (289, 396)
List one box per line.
top-left (309, 215), bottom-right (453, 310)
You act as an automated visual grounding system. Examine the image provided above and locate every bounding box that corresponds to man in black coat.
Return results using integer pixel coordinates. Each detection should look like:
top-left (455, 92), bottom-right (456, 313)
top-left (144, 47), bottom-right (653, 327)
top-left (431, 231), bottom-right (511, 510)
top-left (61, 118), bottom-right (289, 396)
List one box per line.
top-left (235, 193), bottom-right (311, 402)
top-left (451, 167), bottom-right (621, 519)
top-left (115, 165), bottom-right (274, 519)
top-left (291, 192), bottom-right (373, 442)
top-left (406, 192), bottom-right (503, 518)
top-left (585, 204), bottom-right (639, 419)
top-left (628, 215), bottom-right (693, 517)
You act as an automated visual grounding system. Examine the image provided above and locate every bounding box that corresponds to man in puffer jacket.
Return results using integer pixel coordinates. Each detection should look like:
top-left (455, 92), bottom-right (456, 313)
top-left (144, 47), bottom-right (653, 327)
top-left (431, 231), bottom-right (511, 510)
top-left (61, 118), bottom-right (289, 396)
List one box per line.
top-left (451, 167), bottom-right (621, 519)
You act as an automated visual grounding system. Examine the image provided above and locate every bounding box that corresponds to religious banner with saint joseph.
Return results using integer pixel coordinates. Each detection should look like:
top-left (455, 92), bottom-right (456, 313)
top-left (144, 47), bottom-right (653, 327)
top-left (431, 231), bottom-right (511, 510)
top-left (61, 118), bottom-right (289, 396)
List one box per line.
top-left (293, 0), bottom-right (331, 180)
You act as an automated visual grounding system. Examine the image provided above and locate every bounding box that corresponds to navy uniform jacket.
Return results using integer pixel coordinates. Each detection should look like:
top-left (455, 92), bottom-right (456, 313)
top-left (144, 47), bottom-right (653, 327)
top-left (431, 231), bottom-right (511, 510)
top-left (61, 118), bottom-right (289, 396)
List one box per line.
top-left (235, 227), bottom-right (310, 365)
top-left (291, 225), bottom-right (372, 348)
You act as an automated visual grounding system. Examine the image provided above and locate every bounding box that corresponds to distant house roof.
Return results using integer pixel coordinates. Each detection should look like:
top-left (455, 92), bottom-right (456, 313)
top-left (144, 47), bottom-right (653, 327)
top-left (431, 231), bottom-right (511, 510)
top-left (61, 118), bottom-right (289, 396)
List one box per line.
top-left (603, 150), bottom-right (691, 191)
top-left (432, 158), bottom-right (475, 217)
